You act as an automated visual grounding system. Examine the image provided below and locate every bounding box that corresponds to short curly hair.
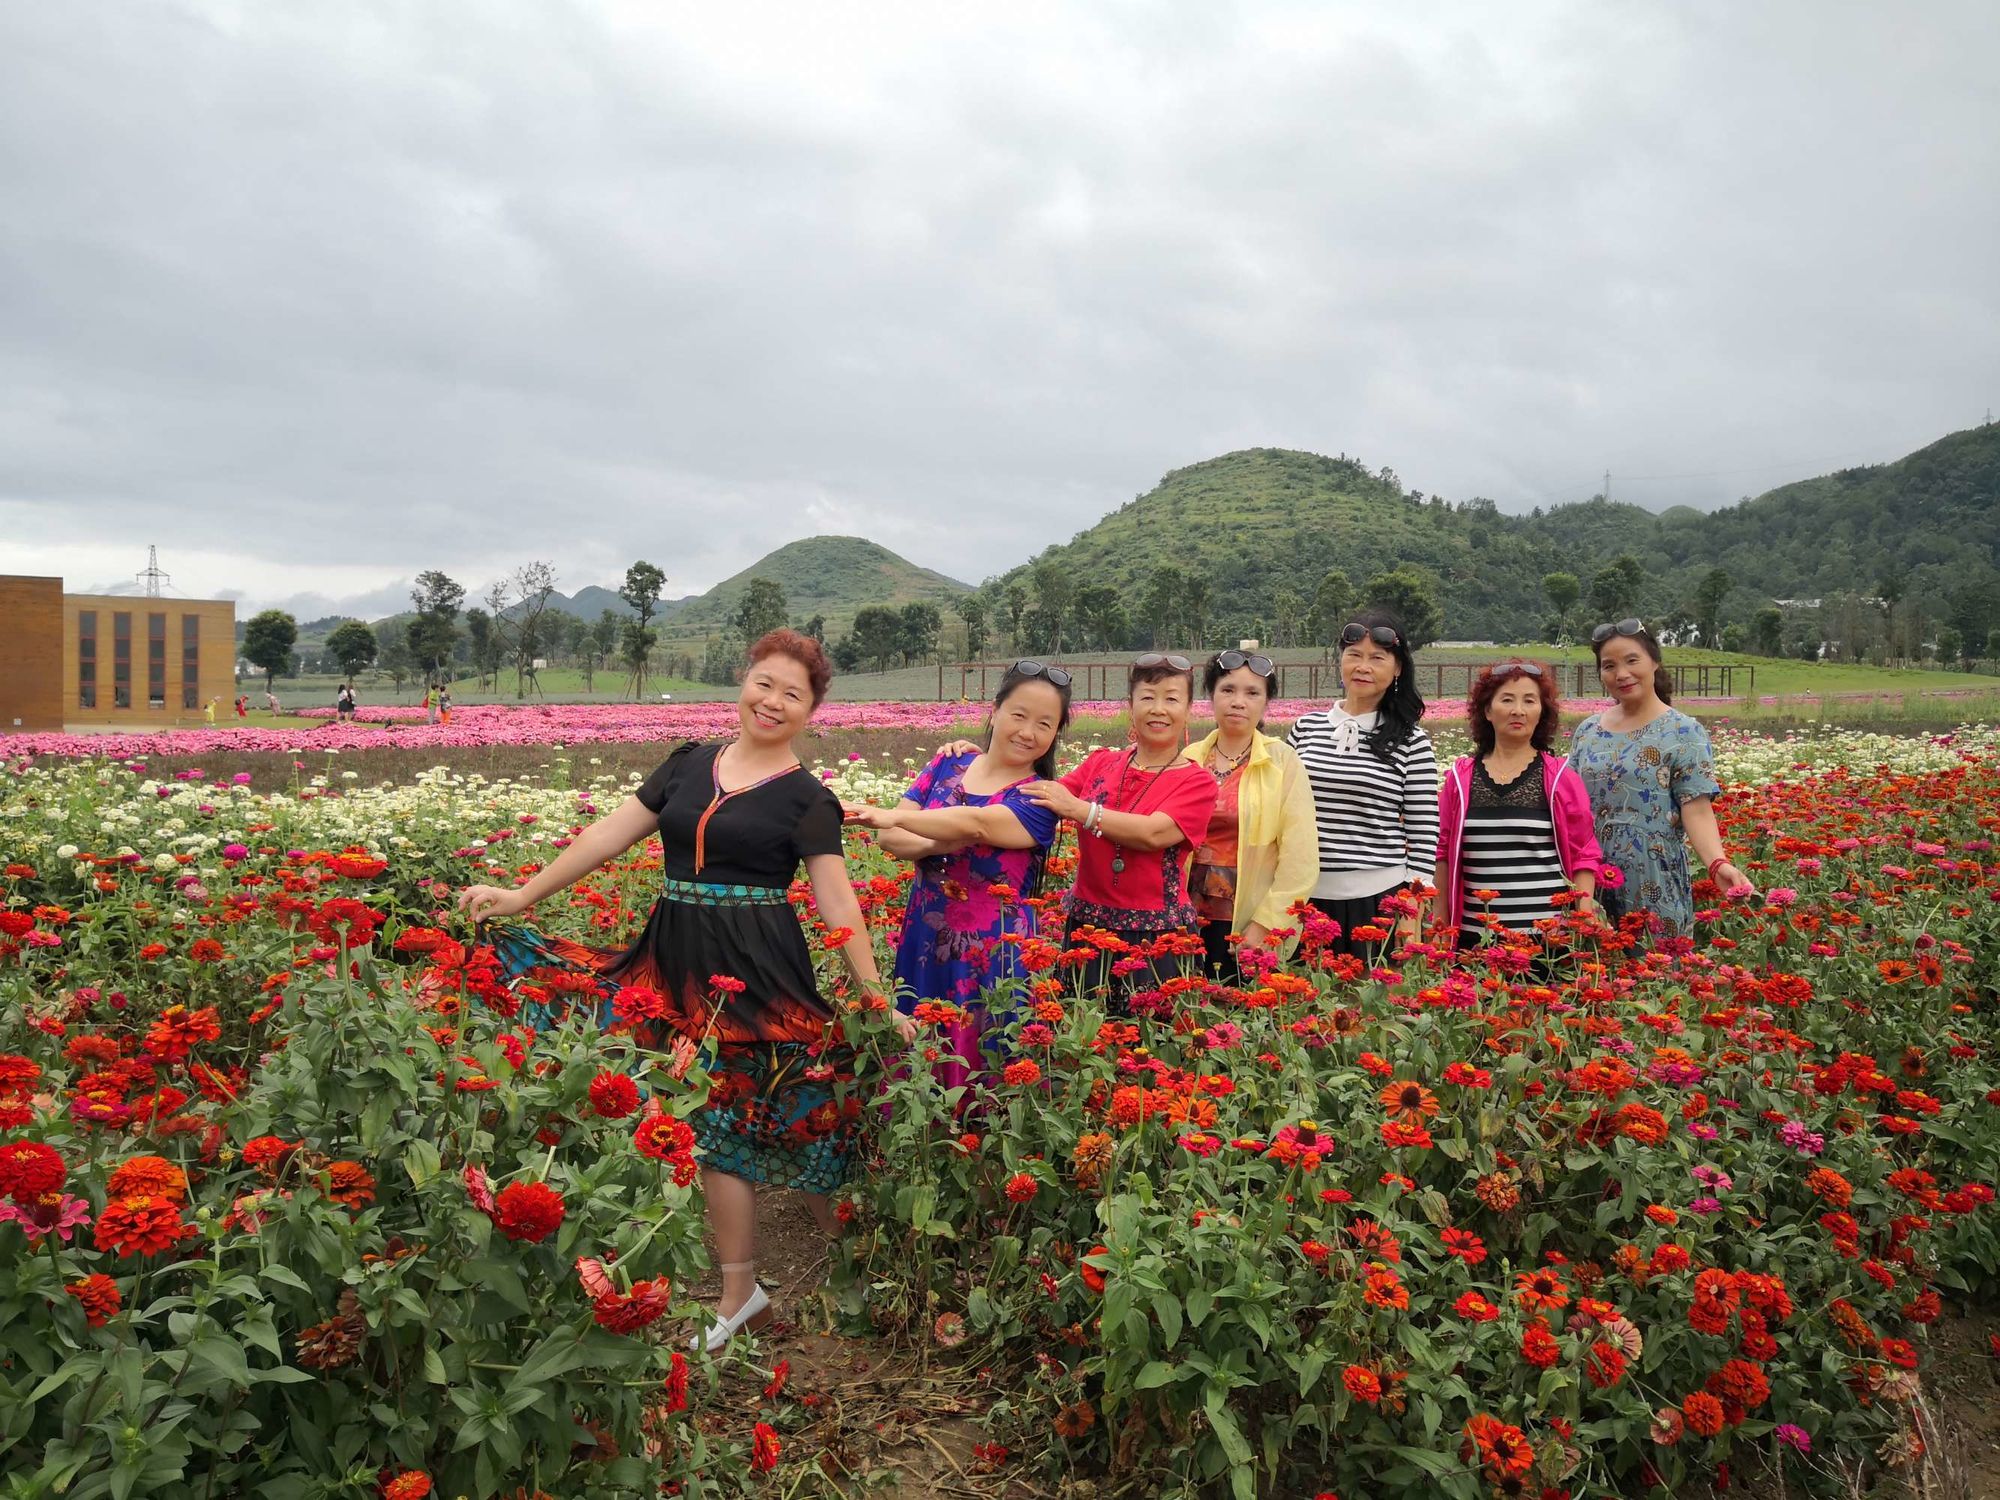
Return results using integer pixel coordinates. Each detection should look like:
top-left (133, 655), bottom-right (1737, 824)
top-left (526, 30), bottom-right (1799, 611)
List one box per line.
top-left (1466, 661), bottom-right (1560, 755)
top-left (747, 628), bottom-right (833, 706)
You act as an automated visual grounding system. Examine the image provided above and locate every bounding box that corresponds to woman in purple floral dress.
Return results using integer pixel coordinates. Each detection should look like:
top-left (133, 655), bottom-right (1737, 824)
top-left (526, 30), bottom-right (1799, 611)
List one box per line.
top-left (843, 664), bottom-right (1070, 1093)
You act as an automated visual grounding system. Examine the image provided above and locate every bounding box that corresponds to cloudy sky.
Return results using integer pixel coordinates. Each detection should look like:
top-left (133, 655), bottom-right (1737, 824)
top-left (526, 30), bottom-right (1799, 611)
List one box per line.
top-left (5, 1), bottom-right (1996, 619)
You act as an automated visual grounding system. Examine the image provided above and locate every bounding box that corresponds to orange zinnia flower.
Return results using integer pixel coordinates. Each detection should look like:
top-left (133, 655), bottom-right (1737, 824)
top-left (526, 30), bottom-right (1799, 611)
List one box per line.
top-left (1377, 1080), bottom-right (1439, 1120)
top-left (1514, 1267), bottom-right (1569, 1311)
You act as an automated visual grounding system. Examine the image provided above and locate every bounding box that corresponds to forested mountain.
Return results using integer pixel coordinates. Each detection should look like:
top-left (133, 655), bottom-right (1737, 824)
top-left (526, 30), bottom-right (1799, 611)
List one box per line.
top-left (662, 536), bottom-right (970, 629)
top-left (983, 425), bottom-right (1999, 653)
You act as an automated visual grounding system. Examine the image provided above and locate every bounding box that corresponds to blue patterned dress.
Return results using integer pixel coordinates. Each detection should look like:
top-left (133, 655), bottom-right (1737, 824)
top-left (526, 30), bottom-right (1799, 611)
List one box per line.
top-left (1568, 709), bottom-right (1720, 937)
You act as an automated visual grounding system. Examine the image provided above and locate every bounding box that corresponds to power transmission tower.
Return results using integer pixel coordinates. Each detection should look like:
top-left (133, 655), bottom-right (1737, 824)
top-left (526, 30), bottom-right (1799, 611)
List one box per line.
top-left (137, 546), bottom-right (171, 597)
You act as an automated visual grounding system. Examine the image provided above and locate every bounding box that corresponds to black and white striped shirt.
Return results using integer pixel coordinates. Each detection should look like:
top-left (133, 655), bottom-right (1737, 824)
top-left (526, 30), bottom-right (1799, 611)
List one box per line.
top-left (1460, 758), bottom-right (1567, 930)
top-left (1289, 705), bottom-right (1440, 898)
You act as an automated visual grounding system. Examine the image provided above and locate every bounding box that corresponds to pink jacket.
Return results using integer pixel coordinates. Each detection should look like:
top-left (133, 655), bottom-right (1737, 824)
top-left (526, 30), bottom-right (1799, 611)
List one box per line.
top-left (1435, 752), bottom-right (1607, 931)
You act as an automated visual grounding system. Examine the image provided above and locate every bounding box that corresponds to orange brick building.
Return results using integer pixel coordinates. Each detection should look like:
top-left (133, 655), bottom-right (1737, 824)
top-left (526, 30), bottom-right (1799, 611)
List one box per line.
top-left (0, 576), bottom-right (237, 732)
top-left (0, 576), bottom-right (65, 732)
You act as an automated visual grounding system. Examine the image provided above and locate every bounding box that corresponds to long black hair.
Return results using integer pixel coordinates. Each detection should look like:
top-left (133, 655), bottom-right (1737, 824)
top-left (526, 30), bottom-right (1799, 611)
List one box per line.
top-left (988, 663), bottom-right (1074, 781)
top-left (1340, 607), bottom-right (1426, 760)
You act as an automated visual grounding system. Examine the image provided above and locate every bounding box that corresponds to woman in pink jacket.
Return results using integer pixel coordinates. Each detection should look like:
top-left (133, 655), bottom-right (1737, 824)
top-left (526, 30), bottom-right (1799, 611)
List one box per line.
top-left (1435, 661), bottom-right (1605, 943)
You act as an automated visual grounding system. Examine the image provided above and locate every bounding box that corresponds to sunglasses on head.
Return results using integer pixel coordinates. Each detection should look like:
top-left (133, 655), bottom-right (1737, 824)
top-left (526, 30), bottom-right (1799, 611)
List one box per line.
top-left (1591, 617), bottom-right (1645, 645)
top-left (1215, 649), bottom-right (1275, 678)
top-left (1010, 659), bottom-right (1072, 689)
top-left (1493, 661), bottom-right (1544, 679)
top-left (1133, 652), bottom-right (1193, 672)
top-left (1339, 623), bottom-right (1401, 649)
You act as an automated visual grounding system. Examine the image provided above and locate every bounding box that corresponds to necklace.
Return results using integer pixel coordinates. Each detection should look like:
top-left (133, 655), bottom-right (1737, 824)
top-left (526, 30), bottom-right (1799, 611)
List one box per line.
top-left (1207, 741), bottom-right (1251, 782)
top-left (1107, 750), bottom-right (1179, 880)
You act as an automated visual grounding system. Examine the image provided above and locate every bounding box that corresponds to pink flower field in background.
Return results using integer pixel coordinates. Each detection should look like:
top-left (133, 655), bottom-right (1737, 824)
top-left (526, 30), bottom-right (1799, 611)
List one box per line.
top-left (3, 695), bottom-right (1691, 761)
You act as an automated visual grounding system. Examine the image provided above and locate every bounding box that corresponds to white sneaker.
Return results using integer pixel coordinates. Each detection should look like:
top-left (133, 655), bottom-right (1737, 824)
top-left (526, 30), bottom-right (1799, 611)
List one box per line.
top-left (694, 1283), bottom-right (773, 1353)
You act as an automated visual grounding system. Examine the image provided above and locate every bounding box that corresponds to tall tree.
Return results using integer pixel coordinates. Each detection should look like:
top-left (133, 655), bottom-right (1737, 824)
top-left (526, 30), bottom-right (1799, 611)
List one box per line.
top-left (1587, 555), bottom-right (1645, 623)
top-left (851, 606), bottom-right (904, 672)
top-left (801, 613), bottom-right (827, 643)
top-left (619, 621), bottom-right (657, 690)
top-left (1692, 568), bottom-right (1732, 648)
top-left (1271, 587), bottom-right (1304, 649)
top-left (1075, 584), bottom-right (1126, 651)
top-left (899, 601), bottom-right (943, 666)
top-left (1143, 564), bottom-right (1188, 648)
top-left (1361, 567), bottom-right (1443, 650)
top-left (1751, 607), bottom-right (1784, 657)
top-left (733, 577), bottom-right (789, 647)
top-left (243, 610), bottom-right (299, 691)
top-left (501, 562), bottom-right (559, 697)
top-left (1541, 572), bottom-right (1580, 643)
top-left (618, 560), bottom-right (669, 697)
top-left (407, 570), bottom-right (465, 688)
top-left (1183, 573), bottom-right (1212, 651)
top-left (954, 595), bottom-right (988, 659)
top-left (324, 620), bottom-right (377, 680)
top-left (581, 610), bottom-right (621, 693)
top-left (1002, 582), bottom-right (1030, 653)
top-left (1304, 570), bottom-right (1355, 649)
top-left (1029, 557), bottom-right (1074, 656)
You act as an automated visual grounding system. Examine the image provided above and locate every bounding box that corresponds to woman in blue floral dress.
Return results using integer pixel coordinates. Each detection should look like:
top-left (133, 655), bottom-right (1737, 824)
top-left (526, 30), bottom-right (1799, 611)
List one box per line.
top-left (843, 664), bottom-right (1069, 1092)
top-left (1568, 621), bottom-right (1750, 938)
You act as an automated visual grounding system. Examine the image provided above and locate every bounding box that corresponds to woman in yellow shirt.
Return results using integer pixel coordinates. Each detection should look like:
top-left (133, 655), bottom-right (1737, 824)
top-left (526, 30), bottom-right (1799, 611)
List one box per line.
top-left (1186, 649), bottom-right (1320, 977)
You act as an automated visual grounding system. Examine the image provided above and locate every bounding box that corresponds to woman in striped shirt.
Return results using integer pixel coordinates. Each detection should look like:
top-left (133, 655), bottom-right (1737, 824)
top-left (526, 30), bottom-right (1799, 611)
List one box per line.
top-left (1288, 612), bottom-right (1439, 960)
top-left (1435, 660), bottom-right (1605, 944)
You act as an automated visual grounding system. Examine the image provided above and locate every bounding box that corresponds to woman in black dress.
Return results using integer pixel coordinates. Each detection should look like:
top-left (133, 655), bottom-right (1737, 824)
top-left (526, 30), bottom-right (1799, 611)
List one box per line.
top-left (458, 629), bottom-right (898, 1350)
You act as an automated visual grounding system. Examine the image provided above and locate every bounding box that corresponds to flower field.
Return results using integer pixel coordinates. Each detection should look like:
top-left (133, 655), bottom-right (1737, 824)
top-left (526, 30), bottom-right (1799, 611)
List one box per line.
top-left (1, 727), bottom-right (1997, 1497)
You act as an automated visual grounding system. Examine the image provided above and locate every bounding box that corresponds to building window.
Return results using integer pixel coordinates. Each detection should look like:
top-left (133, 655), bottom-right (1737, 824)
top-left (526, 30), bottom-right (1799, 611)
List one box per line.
top-left (113, 612), bottom-right (131, 709)
top-left (148, 613), bottom-right (167, 708)
top-left (182, 614), bottom-right (200, 709)
top-left (78, 610), bottom-right (97, 709)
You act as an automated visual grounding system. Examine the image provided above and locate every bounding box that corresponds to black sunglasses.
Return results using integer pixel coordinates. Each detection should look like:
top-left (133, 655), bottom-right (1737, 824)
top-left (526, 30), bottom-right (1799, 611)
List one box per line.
top-left (1591, 617), bottom-right (1645, 645)
top-left (1492, 661), bottom-right (1544, 678)
top-left (1011, 659), bottom-right (1072, 689)
top-left (1339, 623), bottom-right (1401, 649)
top-left (1133, 652), bottom-right (1193, 672)
top-left (1215, 649), bottom-right (1276, 678)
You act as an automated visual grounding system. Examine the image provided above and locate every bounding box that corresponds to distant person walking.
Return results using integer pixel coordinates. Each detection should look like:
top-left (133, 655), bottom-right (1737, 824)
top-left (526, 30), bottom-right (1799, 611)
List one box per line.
top-left (336, 683), bottom-right (356, 721)
top-left (438, 687), bottom-right (453, 725)
top-left (203, 697), bottom-right (217, 727)
top-left (1568, 619), bottom-right (1749, 938)
top-left (234, 694), bottom-right (248, 719)
top-left (264, 689), bottom-right (280, 713)
top-left (423, 686), bottom-right (438, 725)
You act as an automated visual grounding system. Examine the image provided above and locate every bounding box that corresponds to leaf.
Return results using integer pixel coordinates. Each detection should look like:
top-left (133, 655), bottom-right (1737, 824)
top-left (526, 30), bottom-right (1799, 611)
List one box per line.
top-left (405, 1137), bottom-right (442, 1189)
top-left (193, 1336), bottom-right (253, 1390)
top-left (259, 1264), bottom-right (312, 1294)
top-left (1204, 1395), bottom-right (1254, 1465)
top-left (423, 1347), bottom-right (449, 1386)
top-left (511, 1330), bottom-right (595, 1390)
top-left (1153, 1291), bottom-right (1183, 1350)
top-left (1134, 1361), bottom-right (1179, 1390)
top-left (1186, 1285), bottom-right (1214, 1327)
top-left (966, 1287), bottom-right (994, 1331)
top-left (1389, 1444), bottom-right (1459, 1478)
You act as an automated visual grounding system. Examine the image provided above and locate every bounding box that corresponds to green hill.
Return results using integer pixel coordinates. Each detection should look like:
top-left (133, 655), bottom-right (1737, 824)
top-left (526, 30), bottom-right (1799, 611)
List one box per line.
top-left (993, 427), bottom-right (2000, 648)
top-left (662, 536), bottom-right (970, 632)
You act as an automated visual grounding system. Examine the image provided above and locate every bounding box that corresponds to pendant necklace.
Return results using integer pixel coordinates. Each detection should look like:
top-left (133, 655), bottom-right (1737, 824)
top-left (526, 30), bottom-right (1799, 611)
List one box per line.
top-left (1108, 750), bottom-right (1178, 881)
top-left (1208, 741), bottom-right (1251, 783)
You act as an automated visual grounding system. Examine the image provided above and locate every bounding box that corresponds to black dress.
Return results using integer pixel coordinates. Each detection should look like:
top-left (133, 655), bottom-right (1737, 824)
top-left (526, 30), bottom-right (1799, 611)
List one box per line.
top-left (491, 741), bottom-right (860, 1193)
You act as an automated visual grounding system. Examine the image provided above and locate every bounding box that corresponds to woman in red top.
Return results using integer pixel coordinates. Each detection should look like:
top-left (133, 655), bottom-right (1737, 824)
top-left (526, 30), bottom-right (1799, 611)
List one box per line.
top-left (1023, 653), bottom-right (1218, 997)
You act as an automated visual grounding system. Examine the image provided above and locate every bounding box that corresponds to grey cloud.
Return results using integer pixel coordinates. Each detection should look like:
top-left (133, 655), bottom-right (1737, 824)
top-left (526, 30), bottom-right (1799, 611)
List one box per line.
top-left (3, 0), bottom-right (1996, 617)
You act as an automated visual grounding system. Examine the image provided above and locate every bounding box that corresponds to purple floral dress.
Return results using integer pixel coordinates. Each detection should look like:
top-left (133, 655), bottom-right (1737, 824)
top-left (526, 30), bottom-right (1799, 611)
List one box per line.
top-left (892, 751), bottom-right (1059, 1092)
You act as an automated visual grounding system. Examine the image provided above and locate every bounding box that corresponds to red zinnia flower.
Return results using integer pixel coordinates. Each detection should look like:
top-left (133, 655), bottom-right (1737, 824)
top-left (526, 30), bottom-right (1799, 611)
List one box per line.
top-left (0, 1140), bottom-right (65, 1204)
top-left (1681, 1391), bottom-right (1725, 1437)
top-left (1003, 1172), bottom-right (1038, 1203)
top-left (1454, 1291), bottom-right (1500, 1323)
top-left (1514, 1267), bottom-right (1569, 1311)
top-left (1341, 1365), bottom-right (1382, 1404)
top-left (663, 1350), bottom-right (690, 1412)
top-left (66, 1273), bottom-right (121, 1327)
top-left (1001, 1059), bottom-right (1041, 1087)
top-left (588, 1072), bottom-right (641, 1119)
top-left (593, 1276), bottom-right (672, 1334)
top-left (1440, 1228), bottom-right (1487, 1265)
top-left (93, 1194), bottom-right (193, 1257)
top-left (751, 1420), bottom-right (782, 1471)
top-left (1521, 1320), bottom-right (1561, 1369)
top-left (380, 1472), bottom-right (431, 1500)
top-left (493, 1180), bottom-right (566, 1243)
